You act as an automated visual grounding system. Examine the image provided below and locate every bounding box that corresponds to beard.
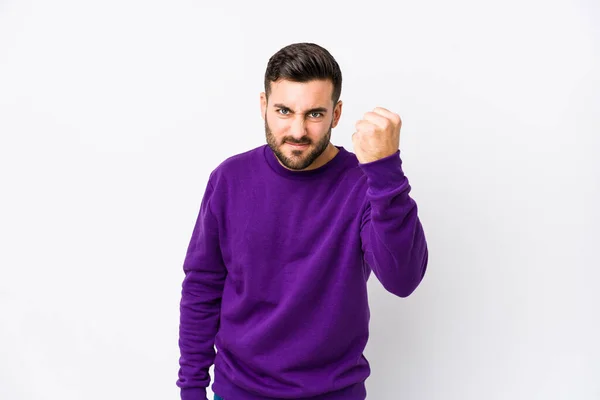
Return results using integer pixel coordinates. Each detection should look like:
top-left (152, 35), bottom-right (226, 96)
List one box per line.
top-left (264, 117), bottom-right (332, 171)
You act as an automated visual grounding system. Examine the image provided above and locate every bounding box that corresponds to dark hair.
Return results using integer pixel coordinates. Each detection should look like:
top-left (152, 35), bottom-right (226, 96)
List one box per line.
top-left (264, 42), bottom-right (342, 105)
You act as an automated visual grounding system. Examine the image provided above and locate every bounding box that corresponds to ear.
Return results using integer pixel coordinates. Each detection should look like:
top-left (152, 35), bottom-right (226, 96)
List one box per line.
top-left (260, 92), bottom-right (267, 120)
top-left (331, 100), bottom-right (343, 128)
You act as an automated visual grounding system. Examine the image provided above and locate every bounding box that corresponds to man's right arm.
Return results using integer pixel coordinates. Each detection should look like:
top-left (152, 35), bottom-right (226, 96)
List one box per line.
top-left (176, 177), bottom-right (226, 400)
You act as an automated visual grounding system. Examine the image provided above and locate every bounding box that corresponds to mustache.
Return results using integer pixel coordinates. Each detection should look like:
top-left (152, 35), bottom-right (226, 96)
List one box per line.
top-left (284, 139), bottom-right (311, 145)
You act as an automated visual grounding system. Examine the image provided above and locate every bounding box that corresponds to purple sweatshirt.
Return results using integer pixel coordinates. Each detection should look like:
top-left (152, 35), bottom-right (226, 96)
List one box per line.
top-left (177, 144), bottom-right (428, 400)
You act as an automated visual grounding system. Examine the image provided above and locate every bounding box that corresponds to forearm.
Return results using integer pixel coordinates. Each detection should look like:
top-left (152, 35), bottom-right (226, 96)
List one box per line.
top-left (178, 264), bottom-right (225, 399)
top-left (359, 150), bottom-right (429, 297)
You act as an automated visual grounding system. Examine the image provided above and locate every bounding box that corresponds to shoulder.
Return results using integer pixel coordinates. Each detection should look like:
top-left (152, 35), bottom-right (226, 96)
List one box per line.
top-left (208, 144), bottom-right (266, 186)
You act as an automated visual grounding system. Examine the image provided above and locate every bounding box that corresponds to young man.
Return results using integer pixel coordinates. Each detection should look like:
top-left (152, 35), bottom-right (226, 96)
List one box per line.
top-left (176, 42), bottom-right (429, 400)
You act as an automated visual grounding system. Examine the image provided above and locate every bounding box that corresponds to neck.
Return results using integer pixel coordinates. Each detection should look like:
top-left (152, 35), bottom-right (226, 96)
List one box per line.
top-left (310, 143), bottom-right (339, 170)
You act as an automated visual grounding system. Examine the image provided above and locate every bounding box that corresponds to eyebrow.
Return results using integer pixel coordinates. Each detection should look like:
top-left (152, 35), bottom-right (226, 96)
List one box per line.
top-left (272, 103), bottom-right (328, 114)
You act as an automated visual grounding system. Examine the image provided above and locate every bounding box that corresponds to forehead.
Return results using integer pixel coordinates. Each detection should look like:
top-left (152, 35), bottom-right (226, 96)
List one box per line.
top-left (268, 79), bottom-right (333, 109)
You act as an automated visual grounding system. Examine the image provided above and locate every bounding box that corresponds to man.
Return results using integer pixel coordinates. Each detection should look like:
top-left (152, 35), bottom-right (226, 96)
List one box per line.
top-left (176, 42), bottom-right (429, 400)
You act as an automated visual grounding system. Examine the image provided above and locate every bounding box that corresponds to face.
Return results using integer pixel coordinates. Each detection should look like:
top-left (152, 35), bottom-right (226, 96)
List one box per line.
top-left (260, 79), bottom-right (342, 171)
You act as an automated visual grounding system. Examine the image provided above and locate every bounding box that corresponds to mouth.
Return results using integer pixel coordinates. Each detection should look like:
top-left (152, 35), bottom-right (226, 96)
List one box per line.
top-left (286, 142), bottom-right (310, 149)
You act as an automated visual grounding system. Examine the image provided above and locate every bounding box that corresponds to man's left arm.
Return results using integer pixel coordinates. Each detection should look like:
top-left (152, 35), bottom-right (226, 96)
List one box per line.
top-left (358, 150), bottom-right (428, 297)
top-left (353, 107), bottom-right (428, 297)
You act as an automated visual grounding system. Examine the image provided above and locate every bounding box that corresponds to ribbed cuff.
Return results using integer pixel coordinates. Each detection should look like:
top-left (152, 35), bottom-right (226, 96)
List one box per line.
top-left (180, 387), bottom-right (207, 400)
top-left (358, 150), bottom-right (406, 192)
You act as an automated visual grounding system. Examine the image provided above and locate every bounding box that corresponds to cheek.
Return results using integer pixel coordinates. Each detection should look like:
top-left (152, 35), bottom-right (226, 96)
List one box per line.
top-left (268, 117), bottom-right (288, 135)
top-left (308, 122), bottom-right (329, 136)
top-left (312, 122), bottom-right (328, 132)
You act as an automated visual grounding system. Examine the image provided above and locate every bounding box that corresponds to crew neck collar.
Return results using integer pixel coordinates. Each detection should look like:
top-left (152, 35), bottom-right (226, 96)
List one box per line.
top-left (263, 144), bottom-right (348, 180)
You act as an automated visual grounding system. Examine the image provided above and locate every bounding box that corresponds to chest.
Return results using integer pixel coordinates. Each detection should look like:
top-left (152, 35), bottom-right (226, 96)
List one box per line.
top-left (216, 177), bottom-right (366, 270)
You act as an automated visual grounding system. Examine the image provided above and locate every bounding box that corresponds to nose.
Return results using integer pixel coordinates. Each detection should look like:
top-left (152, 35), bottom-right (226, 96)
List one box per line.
top-left (288, 117), bottom-right (307, 140)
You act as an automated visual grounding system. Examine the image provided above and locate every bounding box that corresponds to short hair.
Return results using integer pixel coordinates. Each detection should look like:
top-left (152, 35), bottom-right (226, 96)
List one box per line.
top-left (264, 42), bottom-right (342, 105)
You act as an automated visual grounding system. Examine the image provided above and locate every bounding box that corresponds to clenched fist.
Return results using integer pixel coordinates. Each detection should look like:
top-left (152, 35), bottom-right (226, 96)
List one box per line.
top-left (352, 107), bottom-right (402, 164)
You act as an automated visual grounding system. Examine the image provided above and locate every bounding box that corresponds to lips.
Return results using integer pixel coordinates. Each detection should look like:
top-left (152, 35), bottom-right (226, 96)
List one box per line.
top-left (287, 142), bottom-right (309, 148)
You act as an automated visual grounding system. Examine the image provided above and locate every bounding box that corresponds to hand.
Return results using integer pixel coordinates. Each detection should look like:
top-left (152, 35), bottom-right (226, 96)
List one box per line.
top-left (352, 107), bottom-right (402, 164)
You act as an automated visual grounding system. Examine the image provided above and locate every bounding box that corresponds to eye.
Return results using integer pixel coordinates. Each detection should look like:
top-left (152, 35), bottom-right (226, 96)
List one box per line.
top-left (309, 112), bottom-right (323, 118)
top-left (277, 108), bottom-right (289, 115)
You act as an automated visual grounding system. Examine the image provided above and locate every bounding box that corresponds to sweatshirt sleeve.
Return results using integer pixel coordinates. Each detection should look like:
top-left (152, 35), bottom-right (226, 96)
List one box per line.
top-left (358, 150), bottom-right (428, 297)
top-left (176, 177), bottom-right (227, 400)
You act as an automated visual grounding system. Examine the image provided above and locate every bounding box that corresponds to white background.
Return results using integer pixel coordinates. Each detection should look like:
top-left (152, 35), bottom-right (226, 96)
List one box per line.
top-left (1, 0), bottom-right (599, 399)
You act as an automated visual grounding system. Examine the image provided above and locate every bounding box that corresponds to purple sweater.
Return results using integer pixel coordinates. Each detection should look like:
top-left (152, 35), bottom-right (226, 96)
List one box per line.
top-left (177, 144), bottom-right (428, 400)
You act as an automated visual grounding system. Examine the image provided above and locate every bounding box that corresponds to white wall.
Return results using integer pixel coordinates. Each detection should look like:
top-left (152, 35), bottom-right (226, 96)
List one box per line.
top-left (1, 0), bottom-right (598, 399)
